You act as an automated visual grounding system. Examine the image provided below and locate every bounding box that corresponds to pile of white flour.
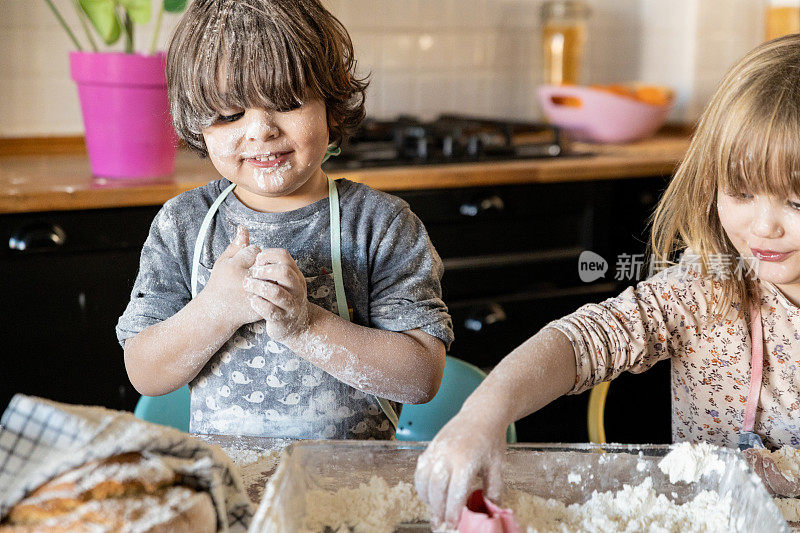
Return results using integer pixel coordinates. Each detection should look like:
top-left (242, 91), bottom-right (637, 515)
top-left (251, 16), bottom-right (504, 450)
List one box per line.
top-left (656, 441), bottom-right (726, 484)
top-left (300, 476), bottom-right (427, 533)
top-left (506, 478), bottom-right (730, 532)
top-left (291, 443), bottom-right (738, 532)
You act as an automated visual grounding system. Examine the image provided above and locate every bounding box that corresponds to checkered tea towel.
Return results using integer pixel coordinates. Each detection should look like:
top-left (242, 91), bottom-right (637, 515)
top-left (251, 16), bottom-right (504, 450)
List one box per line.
top-left (0, 394), bottom-right (254, 532)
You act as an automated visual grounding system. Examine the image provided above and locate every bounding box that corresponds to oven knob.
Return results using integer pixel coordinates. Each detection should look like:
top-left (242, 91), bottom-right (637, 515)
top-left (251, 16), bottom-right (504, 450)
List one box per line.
top-left (8, 222), bottom-right (67, 251)
top-left (442, 135), bottom-right (454, 158)
top-left (459, 195), bottom-right (505, 217)
top-left (464, 303), bottom-right (507, 332)
top-left (467, 135), bottom-right (482, 158)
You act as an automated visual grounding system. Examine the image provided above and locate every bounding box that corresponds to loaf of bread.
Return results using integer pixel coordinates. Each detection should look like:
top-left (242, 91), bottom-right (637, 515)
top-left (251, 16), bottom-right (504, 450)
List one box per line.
top-left (0, 452), bottom-right (216, 533)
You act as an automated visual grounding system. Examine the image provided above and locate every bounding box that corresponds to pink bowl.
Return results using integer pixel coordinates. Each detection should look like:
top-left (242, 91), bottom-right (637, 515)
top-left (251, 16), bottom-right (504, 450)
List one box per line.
top-left (537, 84), bottom-right (673, 143)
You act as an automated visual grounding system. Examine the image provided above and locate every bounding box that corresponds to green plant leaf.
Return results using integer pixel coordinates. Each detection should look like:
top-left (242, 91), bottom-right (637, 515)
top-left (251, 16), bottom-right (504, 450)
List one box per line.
top-left (79, 0), bottom-right (120, 45)
top-left (164, 0), bottom-right (187, 13)
top-left (118, 0), bottom-right (152, 24)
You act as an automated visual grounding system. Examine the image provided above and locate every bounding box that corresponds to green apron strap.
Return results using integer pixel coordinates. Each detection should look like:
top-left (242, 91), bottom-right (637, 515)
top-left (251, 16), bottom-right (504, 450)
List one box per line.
top-left (327, 177), bottom-right (351, 322)
top-left (191, 181), bottom-right (237, 298)
top-left (327, 177), bottom-right (399, 430)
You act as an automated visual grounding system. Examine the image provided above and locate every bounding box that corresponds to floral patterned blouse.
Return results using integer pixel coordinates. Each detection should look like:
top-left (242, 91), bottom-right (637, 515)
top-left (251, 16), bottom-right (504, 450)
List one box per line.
top-left (548, 261), bottom-right (800, 449)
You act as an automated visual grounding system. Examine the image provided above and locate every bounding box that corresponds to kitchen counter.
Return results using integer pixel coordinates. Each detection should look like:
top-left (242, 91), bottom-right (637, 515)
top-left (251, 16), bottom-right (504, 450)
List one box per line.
top-left (0, 134), bottom-right (688, 214)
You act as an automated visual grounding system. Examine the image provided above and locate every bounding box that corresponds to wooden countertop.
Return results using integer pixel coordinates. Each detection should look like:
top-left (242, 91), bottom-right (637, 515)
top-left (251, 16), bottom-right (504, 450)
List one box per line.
top-left (0, 134), bottom-right (688, 214)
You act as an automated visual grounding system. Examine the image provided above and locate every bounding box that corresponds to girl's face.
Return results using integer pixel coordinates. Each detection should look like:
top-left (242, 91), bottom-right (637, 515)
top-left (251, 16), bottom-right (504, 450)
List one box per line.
top-left (718, 188), bottom-right (800, 303)
top-left (201, 98), bottom-right (329, 211)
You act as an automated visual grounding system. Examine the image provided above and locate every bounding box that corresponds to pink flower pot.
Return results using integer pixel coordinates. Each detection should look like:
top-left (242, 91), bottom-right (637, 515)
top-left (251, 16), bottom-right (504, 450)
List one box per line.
top-left (70, 51), bottom-right (178, 179)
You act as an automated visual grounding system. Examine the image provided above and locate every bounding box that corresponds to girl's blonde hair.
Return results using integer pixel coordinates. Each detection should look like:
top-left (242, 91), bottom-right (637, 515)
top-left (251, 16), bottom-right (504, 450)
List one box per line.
top-left (166, 0), bottom-right (368, 157)
top-left (650, 33), bottom-right (800, 320)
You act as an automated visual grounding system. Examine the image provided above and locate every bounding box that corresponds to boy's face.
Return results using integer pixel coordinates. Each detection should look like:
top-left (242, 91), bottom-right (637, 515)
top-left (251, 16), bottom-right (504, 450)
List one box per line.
top-left (201, 98), bottom-right (329, 211)
top-left (718, 188), bottom-right (800, 305)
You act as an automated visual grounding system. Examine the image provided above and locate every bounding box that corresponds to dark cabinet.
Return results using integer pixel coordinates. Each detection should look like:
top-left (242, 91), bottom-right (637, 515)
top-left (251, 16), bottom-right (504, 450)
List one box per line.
top-left (1, 207), bottom-right (160, 412)
top-left (1, 175), bottom-right (671, 444)
top-left (394, 176), bottom-right (672, 444)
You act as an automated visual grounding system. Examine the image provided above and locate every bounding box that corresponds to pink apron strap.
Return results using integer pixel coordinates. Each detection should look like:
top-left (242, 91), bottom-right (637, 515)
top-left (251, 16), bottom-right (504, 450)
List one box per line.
top-left (742, 301), bottom-right (764, 433)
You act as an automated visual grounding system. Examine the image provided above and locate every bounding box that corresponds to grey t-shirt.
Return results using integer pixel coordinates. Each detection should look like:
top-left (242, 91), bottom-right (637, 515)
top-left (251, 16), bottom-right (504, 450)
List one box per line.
top-left (117, 178), bottom-right (453, 439)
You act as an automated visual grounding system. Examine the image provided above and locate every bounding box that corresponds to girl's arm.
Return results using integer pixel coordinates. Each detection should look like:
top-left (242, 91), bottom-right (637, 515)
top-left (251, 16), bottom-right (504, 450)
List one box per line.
top-left (125, 227), bottom-right (260, 396)
top-left (414, 266), bottom-right (710, 529)
top-left (414, 326), bottom-right (576, 529)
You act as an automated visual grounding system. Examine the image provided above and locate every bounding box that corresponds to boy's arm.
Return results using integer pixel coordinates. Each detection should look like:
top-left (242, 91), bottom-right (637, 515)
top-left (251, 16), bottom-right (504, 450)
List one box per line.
top-left (124, 288), bottom-right (243, 396)
top-left (279, 303), bottom-right (446, 404)
top-left (246, 245), bottom-right (448, 404)
top-left (124, 227), bottom-right (261, 396)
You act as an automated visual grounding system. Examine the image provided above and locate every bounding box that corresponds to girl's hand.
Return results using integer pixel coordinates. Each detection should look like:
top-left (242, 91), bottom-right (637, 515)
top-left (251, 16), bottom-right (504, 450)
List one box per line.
top-left (244, 248), bottom-right (309, 342)
top-left (414, 412), bottom-right (507, 530)
top-left (202, 225), bottom-right (262, 328)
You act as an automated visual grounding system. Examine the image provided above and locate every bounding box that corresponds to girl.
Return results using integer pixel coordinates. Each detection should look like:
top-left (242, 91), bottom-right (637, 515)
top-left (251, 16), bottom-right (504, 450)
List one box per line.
top-left (415, 33), bottom-right (800, 529)
top-left (117, 0), bottom-right (453, 440)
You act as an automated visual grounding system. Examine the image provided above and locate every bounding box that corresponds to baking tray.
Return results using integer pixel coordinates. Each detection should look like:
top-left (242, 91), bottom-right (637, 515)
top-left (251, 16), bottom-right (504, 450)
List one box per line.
top-left (250, 440), bottom-right (789, 532)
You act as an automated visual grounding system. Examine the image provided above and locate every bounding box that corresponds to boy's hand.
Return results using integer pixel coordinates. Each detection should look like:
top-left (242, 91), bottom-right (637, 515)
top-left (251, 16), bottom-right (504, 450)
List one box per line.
top-left (245, 248), bottom-right (309, 342)
top-left (202, 225), bottom-right (262, 328)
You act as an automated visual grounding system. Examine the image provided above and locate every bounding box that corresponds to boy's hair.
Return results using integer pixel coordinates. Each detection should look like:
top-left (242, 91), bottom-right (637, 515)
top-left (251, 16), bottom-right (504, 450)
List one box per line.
top-left (650, 34), bottom-right (800, 320)
top-left (166, 0), bottom-right (368, 157)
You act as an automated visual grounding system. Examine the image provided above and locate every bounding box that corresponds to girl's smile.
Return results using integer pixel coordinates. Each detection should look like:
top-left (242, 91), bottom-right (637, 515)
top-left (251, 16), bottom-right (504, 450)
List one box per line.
top-left (750, 248), bottom-right (794, 262)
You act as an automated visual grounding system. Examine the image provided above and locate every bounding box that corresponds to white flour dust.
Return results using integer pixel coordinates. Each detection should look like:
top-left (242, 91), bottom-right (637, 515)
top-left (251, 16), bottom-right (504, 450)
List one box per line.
top-left (245, 119), bottom-right (273, 140)
top-left (205, 123), bottom-right (246, 157)
top-left (292, 444), bottom-right (739, 533)
top-left (294, 474), bottom-right (734, 533)
top-left (657, 441), bottom-right (726, 484)
top-left (288, 327), bottom-right (424, 405)
top-left (299, 476), bottom-right (427, 533)
top-left (255, 161), bottom-right (293, 190)
top-left (507, 477), bottom-right (731, 532)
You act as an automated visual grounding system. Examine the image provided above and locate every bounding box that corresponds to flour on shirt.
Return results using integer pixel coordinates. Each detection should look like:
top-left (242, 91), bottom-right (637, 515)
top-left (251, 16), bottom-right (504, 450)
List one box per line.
top-left (116, 178), bottom-right (454, 440)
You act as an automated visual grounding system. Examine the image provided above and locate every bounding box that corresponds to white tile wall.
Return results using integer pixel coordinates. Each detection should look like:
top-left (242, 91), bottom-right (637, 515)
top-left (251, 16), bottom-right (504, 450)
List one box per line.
top-left (0, 0), bottom-right (768, 137)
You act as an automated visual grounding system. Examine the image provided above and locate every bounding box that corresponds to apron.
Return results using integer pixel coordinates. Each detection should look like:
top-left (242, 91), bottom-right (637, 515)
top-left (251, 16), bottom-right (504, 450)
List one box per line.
top-left (739, 296), bottom-right (766, 451)
top-left (189, 177), bottom-right (399, 435)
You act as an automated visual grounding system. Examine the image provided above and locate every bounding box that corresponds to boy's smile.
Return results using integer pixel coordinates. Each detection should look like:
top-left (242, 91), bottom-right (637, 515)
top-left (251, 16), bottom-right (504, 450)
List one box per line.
top-left (201, 98), bottom-right (330, 212)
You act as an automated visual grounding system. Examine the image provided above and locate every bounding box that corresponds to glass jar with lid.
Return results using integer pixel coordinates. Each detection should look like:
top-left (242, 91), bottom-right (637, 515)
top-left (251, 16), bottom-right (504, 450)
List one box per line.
top-left (540, 0), bottom-right (591, 85)
top-left (765, 0), bottom-right (800, 41)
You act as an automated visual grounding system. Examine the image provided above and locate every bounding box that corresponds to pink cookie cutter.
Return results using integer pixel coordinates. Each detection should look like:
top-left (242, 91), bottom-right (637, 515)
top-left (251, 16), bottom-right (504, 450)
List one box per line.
top-left (457, 490), bottom-right (521, 533)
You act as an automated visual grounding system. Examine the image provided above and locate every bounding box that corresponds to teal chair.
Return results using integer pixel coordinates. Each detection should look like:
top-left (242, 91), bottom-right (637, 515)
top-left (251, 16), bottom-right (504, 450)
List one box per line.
top-left (133, 385), bottom-right (190, 432)
top-left (396, 356), bottom-right (517, 443)
top-left (134, 357), bottom-right (517, 442)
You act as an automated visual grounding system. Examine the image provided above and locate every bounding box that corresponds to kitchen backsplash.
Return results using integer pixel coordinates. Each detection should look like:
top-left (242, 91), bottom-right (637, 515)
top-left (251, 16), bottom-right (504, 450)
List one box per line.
top-left (1, 0), bottom-right (765, 137)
